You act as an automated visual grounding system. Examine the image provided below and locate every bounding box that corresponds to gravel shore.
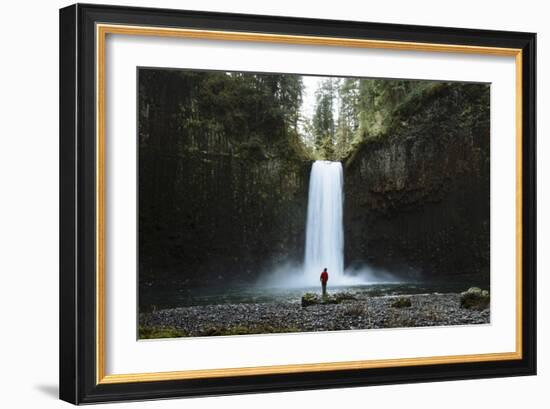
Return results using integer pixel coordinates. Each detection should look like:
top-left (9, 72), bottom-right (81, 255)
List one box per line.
top-left (139, 292), bottom-right (490, 338)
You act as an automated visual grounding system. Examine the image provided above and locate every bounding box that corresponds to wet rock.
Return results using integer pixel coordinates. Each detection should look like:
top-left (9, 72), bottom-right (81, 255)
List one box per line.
top-left (301, 291), bottom-right (357, 307)
top-left (391, 297), bottom-right (412, 308)
top-left (301, 292), bottom-right (320, 307)
top-left (460, 287), bottom-right (490, 310)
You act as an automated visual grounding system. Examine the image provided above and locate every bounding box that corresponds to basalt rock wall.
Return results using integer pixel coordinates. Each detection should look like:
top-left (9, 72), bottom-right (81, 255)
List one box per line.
top-left (344, 83), bottom-right (490, 281)
top-left (138, 70), bottom-right (311, 288)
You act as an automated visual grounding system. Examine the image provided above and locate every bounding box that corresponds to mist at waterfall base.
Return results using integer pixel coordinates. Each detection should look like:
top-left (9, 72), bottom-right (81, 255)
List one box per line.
top-left (256, 161), bottom-right (401, 289)
top-left (255, 261), bottom-right (401, 289)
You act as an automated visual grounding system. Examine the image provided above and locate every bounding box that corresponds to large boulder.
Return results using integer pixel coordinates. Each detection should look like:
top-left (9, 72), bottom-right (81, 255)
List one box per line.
top-left (460, 287), bottom-right (490, 310)
top-left (301, 292), bottom-right (321, 307)
top-left (301, 292), bottom-right (357, 307)
top-left (391, 297), bottom-right (412, 308)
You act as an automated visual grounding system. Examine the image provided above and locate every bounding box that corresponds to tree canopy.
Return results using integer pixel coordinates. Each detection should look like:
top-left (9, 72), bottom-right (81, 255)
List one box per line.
top-left (140, 69), bottom-right (454, 162)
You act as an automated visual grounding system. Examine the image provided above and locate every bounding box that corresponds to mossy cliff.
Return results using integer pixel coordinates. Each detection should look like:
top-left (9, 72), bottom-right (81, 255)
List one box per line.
top-left (343, 83), bottom-right (490, 280)
top-left (138, 70), bottom-right (311, 287)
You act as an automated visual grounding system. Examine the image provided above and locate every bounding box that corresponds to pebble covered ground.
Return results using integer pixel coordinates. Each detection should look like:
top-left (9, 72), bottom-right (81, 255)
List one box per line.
top-left (139, 292), bottom-right (490, 338)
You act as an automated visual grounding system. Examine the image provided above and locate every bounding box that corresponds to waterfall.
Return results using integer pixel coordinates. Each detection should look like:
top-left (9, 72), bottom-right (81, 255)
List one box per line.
top-left (304, 161), bottom-right (345, 284)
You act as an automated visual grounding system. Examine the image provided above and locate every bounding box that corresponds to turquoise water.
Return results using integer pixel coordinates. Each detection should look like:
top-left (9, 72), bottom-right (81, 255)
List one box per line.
top-left (140, 281), bottom-right (484, 310)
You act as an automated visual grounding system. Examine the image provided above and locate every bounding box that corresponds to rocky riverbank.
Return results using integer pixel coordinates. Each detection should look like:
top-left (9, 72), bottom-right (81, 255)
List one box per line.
top-left (139, 291), bottom-right (490, 339)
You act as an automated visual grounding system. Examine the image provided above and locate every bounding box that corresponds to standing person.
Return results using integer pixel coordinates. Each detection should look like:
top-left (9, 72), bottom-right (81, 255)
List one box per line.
top-left (320, 268), bottom-right (329, 297)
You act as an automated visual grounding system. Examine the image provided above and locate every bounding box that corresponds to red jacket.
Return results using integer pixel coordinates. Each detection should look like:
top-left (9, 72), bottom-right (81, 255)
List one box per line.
top-left (320, 271), bottom-right (329, 283)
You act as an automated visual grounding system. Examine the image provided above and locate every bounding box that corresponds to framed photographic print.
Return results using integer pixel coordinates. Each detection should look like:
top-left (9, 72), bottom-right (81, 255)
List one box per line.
top-left (59, 3), bottom-right (536, 404)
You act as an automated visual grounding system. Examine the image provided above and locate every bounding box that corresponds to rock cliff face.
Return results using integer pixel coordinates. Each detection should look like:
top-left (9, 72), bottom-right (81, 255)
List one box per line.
top-left (140, 150), bottom-right (310, 285)
top-left (138, 70), bottom-right (310, 287)
top-left (344, 83), bottom-right (490, 281)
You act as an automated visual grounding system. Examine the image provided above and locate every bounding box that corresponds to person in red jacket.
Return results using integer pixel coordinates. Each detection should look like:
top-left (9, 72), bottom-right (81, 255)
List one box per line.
top-left (320, 268), bottom-right (329, 296)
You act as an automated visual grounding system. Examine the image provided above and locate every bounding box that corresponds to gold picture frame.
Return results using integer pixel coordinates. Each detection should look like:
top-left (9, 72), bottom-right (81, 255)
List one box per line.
top-left (60, 3), bottom-right (536, 404)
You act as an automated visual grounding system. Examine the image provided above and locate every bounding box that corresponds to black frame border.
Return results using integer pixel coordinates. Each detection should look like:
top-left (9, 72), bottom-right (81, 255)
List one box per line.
top-left (59, 3), bottom-right (536, 404)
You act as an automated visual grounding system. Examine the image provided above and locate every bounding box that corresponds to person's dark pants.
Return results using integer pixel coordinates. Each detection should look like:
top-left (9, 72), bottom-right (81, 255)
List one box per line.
top-left (322, 281), bottom-right (327, 296)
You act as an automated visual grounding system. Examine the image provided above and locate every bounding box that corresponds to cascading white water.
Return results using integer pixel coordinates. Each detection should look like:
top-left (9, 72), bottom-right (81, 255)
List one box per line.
top-left (304, 161), bottom-right (345, 283)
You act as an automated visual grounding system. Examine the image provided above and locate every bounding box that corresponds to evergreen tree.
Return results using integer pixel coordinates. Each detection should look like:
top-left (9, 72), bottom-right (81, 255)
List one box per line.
top-left (335, 78), bottom-right (360, 158)
top-left (312, 79), bottom-right (338, 159)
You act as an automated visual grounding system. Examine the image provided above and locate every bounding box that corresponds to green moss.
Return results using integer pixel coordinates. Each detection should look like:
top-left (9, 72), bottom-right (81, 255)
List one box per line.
top-left (236, 137), bottom-right (267, 161)
top-left (460, 287), bottom-right (490, 310)
top-left (333, 292), bottom-right (357, 303)
top-left (344, 82), bottom-right (490, 168)
top-left (139, 326), bottom-right (187, 339)
top-left (301, 292), bottom-right (320, 307)
top-left (391, 297), bottom-right (412, 308)
top-left (321, 294), bottom-right (340, 305)
top-left (302, 292), bottom-right (357, 307)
